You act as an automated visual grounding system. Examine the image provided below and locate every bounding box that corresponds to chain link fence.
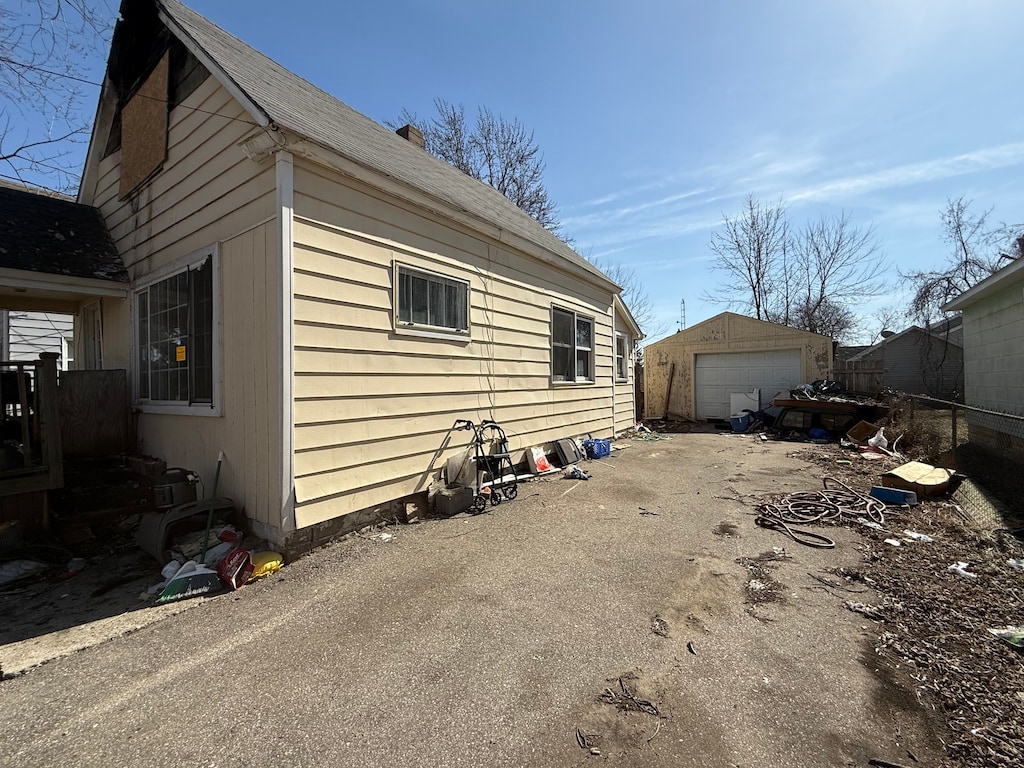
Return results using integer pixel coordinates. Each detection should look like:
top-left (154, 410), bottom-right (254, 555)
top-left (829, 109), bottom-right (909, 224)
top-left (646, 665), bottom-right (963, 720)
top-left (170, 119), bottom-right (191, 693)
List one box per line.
top-left (890, 394), bottom-right (1024, 525)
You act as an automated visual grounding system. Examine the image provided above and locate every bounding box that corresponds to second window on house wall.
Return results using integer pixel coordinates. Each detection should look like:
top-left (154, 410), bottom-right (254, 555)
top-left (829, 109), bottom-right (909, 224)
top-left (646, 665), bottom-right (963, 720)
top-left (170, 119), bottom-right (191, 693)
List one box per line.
top-left (395, 264), bottom-right (470, 335)
top-left (615, 333), bottom-right (630, 381)
top-left (552, 306), bottom-right (594, 383)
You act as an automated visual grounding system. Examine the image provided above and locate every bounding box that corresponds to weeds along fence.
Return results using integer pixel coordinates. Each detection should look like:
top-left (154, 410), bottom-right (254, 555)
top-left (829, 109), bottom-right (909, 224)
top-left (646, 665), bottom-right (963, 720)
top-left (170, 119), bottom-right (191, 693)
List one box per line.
top-left (889, 394), bottom-right (1024, 518)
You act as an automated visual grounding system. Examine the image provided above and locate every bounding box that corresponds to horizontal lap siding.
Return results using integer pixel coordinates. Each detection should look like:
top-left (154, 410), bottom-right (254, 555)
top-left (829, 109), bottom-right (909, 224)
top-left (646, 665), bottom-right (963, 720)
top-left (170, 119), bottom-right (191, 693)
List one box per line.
top-left (292, 160), bottom-right (614, 526)
top-left (86, 78), bottom-right (280, 528)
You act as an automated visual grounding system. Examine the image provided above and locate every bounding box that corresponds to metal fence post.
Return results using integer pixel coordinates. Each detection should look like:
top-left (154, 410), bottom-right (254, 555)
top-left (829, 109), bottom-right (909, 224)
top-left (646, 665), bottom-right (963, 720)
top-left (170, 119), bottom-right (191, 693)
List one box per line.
top-left (951, 402), bottom-right (958, 460)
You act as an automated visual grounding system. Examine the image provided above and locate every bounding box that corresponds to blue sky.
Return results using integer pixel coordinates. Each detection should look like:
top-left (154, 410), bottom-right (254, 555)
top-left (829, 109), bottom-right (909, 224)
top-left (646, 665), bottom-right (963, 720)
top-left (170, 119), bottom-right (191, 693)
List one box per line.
top-left (9, 1), bottom-right (1024, 343)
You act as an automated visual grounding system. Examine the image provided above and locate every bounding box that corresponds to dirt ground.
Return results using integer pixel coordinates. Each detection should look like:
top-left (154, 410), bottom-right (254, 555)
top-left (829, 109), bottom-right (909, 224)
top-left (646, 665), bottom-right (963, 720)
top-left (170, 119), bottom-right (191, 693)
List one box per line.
top-left (1, 429), bottom-right (1022, 767)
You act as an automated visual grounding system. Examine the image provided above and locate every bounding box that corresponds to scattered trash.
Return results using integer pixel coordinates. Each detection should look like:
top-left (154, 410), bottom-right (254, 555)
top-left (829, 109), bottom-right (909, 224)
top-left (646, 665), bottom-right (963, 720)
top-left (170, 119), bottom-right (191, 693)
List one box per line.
top-left (857, 446), bottom-right (887, 460)
top-left (987, 626), bottom-right (1024, 648)
top-left (846, 601), bottom-right (885, 620)
top-left (835, 459), bottom-right (852, 466)
top-left (869, 486), bottom-right (919, 506)
top-left (882, 461), bottom-right (956, 496)
top-left (378, 532), bottom-right (394, 542)
top-left (1007, 558), bottom-right (1024, 572)
top-left (248, 551), bottom-right (283, 581)
top-left (0, 559), bottom-right (49, 587)
top-left (218, 547), bottom-right (255, 590)
top-left (686, 641), bottom-right (697, 655)
top-left (563, 465), bottom-right (591, 481)
top-left (856, 517), bottom-right (885, 531)
top-left (651, 615), bottom-right (669, 637)
top-left (157, 560), bottom-right (221, 603)
top-left (527, 446), bottom-right (553, 474)
top-left (867, 427), bottom-right (889, 450)
top-left (902, 530), bottom-right (934, 543)
top-left (884, 538), bottom-right (902, 547)
top-left (582, 436), bottom-right (611, 459)
top-left (947, 561), bottom-right (978, 579)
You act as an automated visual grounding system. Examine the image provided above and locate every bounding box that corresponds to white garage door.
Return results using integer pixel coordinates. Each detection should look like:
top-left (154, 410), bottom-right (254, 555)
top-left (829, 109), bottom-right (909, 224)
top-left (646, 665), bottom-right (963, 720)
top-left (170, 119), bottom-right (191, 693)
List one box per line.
top-left (695, 349), bottom-right (801, 419)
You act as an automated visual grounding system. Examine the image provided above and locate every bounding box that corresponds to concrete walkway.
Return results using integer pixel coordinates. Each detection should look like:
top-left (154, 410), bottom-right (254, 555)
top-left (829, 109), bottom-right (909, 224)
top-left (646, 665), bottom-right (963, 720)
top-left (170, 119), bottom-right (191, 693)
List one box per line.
top-left (0, 433), bottom-right (942, 767)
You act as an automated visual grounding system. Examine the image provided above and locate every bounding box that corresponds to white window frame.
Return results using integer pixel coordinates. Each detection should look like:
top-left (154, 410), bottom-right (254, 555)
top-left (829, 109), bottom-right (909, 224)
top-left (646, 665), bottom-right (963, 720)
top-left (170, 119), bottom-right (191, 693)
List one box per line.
top-left (130, 245), bottom-right (221, 416)
top-left (615, 332), bottom-right (630, 382)
top-left (393, 262), bottom-right (471, 341)
top-left (551, 306), bottom-right (595, 384)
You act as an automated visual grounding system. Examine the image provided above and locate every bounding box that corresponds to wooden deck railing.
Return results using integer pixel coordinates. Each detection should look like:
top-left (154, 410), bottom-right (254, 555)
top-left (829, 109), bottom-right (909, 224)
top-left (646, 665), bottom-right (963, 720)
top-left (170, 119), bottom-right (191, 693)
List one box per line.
top-left (0, 353), bottom-right (63, 496)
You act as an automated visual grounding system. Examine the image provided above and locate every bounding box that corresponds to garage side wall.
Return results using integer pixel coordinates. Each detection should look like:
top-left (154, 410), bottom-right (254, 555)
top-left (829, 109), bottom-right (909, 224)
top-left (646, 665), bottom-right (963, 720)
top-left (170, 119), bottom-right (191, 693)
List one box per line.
top-left (644, 313), bottom-right (832, 421)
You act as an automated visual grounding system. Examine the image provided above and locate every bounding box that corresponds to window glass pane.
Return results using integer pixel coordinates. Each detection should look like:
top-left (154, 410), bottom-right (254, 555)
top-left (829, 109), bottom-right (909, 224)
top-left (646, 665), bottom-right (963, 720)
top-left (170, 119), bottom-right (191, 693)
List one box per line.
top-left (410, 274), bottom-right (429, 324)
top-left (398, 270), bottom-right (411, 323)
top-left (576, 350), bottom-right (591, 380)
top-left (553, 347), bottom-right (573, 381)
top-left (552, 309), bottom-right (572, 345)
top-left (576, 318), bottom-right (592, 350)
top-left (428, 279), bottom-right (444, 327)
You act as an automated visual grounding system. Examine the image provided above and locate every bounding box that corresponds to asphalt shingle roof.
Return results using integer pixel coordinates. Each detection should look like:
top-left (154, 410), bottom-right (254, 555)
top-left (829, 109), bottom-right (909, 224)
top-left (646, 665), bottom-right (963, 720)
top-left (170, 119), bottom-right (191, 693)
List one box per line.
top-left (158, 0), bottom-right (614, 288)
top-left (0, 185), bottom-right (126, 282)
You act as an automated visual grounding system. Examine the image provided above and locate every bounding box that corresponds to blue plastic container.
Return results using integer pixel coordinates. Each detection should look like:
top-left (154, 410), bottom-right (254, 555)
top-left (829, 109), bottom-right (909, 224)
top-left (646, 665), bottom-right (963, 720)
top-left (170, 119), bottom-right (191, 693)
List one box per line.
top-left (583, 438), bottom-right (611, 459)
top-left (730, 413), bottom-right (751, 432)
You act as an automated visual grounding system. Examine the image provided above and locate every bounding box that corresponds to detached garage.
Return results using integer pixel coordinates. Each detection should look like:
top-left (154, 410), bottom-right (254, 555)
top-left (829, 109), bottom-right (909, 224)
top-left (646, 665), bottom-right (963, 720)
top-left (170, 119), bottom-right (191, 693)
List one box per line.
top-left (644, 312), bottom-right (833, 421)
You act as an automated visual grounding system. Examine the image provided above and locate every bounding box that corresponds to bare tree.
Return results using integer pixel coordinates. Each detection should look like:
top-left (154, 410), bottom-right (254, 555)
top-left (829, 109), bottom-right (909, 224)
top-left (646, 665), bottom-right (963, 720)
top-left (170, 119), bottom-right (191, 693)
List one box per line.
top-left (903, 197), bottom-right (1023, 325)
top-left (787, 212), bottom-right (886, 339)
top-left (389, 99), bottom-right (559, 232)
top-left (0, 0), bottom-right (111, 191)
top-left (707, 195), bottom-right (886, 341)
top-left (586, 257), bottom-right (662, 338)
top-left (706, 194), bottom-right (790, 321)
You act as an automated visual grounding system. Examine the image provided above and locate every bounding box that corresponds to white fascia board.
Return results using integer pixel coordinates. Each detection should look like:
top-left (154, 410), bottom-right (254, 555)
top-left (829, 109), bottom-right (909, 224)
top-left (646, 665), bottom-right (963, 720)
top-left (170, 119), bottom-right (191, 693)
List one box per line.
top-left (942, 257), bottom-right (1024, 311)
top-left (0, 268), bottom-right (127, 298)
top-left (157, 6), bottom-right (273, 130)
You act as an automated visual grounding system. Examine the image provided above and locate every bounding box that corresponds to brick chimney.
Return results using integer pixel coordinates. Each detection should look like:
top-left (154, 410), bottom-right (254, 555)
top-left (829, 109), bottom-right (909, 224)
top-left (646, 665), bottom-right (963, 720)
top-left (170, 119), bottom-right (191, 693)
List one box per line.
top-left (395, 124), bottom-right (425, 149)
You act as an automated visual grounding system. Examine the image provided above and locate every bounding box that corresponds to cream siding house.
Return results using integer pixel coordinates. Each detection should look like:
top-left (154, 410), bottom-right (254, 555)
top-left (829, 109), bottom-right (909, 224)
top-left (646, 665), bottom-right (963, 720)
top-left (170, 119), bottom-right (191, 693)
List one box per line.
top-left (76, 0), bottom-right (639, 552)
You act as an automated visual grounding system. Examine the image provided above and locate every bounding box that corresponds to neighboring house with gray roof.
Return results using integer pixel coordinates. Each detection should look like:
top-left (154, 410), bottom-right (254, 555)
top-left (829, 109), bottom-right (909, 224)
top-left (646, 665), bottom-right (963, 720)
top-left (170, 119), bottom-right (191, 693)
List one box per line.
top-left (842, 322), bottom-right (964, 400)
top-left (76, 0), bottom-right (640, 553)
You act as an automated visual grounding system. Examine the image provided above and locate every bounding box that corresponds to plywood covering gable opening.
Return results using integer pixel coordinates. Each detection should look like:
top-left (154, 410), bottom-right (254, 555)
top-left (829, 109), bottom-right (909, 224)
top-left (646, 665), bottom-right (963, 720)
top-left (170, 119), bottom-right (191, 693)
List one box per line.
top-left (119, 52), bottom-right (169, 198)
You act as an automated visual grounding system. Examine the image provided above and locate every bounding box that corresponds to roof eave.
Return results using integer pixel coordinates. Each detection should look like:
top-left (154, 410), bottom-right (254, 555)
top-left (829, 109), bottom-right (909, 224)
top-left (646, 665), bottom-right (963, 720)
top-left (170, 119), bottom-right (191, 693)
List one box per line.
top-left (942, 257), bottom-right (1024, 311)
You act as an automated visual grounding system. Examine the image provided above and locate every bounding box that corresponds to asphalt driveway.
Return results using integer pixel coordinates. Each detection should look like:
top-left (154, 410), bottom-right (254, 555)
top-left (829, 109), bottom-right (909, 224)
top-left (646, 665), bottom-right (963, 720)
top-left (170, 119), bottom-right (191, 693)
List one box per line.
top-left (0, 432), bottom-right (942, 767)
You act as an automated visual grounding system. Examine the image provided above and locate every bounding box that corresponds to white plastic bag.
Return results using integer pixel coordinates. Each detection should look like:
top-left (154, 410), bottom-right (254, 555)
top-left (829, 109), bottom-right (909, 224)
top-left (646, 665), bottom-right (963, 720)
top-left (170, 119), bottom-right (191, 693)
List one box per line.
top-left (867, 427), bottom-right (888, 450)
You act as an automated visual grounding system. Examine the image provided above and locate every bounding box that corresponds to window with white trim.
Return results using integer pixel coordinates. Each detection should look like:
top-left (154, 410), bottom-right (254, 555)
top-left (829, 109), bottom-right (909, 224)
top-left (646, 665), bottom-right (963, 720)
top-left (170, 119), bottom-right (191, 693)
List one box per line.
top-left (615, 333), bottom-right (630, 381)
top-left (552, 307), bottom-right (594, 382)
top-left (135, 254), bottom-right (215, 406)
top-left (395, 264), bottom-right (469, 335)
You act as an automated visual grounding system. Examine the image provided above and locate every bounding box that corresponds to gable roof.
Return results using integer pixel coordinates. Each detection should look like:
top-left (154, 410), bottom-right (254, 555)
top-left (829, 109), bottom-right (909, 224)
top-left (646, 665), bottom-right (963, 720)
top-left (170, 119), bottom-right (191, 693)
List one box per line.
top-left (655, 311), bottom-right (832, 346)
top-left (846, 324), bottom-right (962, 362)
top-left (0, 184), bottom-right (126, 282)
top-left (942, 256), bottom-right (1024, 311)
top-left (138, 0), bottom-right (614, 290)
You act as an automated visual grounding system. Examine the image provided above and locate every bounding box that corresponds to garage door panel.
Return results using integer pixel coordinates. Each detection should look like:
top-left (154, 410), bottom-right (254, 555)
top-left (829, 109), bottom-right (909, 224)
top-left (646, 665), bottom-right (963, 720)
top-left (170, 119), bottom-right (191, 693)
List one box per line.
top-left (695, 350), bottom-right (801, 419)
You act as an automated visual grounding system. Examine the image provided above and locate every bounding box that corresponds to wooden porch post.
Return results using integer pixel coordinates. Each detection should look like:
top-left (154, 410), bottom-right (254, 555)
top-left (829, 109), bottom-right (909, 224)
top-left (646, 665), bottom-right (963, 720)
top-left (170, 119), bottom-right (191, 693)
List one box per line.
top-left (37, 353), bottom-right (63, 489)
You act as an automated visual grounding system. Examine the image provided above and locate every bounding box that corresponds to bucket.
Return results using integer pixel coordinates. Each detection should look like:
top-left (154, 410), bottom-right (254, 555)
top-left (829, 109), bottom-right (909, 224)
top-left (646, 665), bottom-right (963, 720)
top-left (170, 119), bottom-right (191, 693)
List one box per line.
top-left (730, 413), bottom-right (750, 432)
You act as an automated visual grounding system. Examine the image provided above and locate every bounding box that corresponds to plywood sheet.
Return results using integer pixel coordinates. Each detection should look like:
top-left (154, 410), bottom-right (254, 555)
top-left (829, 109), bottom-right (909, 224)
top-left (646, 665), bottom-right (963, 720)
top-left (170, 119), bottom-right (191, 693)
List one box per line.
top-left (120, 53), bottom-right (169, 197)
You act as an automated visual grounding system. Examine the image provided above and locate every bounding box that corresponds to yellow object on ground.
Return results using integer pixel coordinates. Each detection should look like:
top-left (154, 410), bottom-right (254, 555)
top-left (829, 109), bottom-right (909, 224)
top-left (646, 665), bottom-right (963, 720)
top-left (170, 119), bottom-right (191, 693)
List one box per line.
top-left (248, 551), bottom-right (283, 581)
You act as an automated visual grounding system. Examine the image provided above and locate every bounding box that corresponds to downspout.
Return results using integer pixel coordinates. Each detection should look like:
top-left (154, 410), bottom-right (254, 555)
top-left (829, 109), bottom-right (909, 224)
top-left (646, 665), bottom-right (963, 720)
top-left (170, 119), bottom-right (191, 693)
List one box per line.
top-left (276, 151), bottom-right (296, 533)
